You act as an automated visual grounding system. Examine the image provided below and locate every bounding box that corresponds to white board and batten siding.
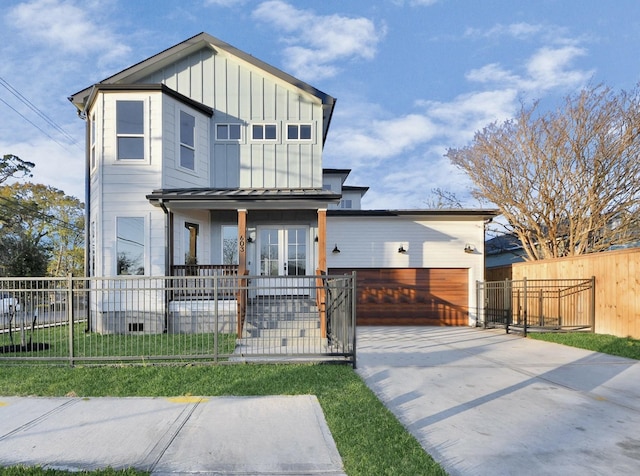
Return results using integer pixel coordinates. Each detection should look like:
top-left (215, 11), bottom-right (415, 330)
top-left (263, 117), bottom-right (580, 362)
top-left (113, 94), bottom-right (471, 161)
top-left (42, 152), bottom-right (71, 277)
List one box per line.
top-left (88, 90), bottom-right (165, 277)
top-left (161, 94), bottom-right (211, 189)
top-left (139, 46), bottom-right (324, 190)
top-left (326, 215), bottom-right (487, 325)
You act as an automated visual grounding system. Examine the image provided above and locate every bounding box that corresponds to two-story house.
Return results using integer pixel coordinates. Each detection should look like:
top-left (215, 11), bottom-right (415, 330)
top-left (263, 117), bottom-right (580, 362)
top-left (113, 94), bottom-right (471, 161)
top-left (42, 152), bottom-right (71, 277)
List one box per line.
top-left (69, 32), bottom-right (497, 332)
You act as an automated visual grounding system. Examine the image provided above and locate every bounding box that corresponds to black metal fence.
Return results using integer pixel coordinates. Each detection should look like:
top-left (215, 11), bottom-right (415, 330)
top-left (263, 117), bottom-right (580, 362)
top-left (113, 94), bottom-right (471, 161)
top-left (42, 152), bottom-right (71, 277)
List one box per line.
top-left (0, 273), bottom-right (356, 366)
top-left (477, 277), bottom-right (595, 335)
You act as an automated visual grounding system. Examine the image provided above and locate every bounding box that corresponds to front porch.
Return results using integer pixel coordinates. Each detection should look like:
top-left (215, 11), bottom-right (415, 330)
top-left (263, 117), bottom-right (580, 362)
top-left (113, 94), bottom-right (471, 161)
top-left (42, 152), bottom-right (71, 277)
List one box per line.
top-left (168, 264), bottom-right (335, 342)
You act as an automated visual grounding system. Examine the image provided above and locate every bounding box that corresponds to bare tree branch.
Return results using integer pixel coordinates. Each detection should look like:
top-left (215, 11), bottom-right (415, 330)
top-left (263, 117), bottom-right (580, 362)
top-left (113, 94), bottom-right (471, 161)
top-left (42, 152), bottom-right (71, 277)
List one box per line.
top-left (446, 84), bottom-right (640, 260)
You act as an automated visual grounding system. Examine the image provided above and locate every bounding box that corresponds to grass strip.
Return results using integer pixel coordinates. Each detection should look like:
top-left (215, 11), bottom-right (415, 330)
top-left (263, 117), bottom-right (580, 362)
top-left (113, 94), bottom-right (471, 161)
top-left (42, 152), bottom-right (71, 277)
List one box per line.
top-left (0, 364), bottom-right (446, 476)
top-left (527, 332), bottom-right (640, 360)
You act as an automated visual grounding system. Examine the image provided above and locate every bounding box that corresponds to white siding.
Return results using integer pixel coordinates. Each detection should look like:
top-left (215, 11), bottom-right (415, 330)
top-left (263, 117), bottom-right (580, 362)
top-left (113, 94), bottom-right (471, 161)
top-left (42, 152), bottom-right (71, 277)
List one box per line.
top-left (327, 215), bottom-right (487, 326)
top-left (89, 90), bottom-right (165, 276)
top-left (161, 95), bottom-right (210, 189)
top-left (139, 47), bottom-right (324, 189)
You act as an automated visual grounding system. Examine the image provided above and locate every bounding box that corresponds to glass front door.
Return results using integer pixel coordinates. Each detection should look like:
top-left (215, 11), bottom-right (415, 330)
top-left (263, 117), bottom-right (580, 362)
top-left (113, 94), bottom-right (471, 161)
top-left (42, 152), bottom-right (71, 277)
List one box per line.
top-left (258, 227), bottom-right (308, 294)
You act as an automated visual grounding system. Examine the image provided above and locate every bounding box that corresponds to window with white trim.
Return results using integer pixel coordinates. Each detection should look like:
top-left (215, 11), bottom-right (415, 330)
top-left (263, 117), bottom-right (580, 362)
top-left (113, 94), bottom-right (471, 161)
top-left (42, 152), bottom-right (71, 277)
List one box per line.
top-left (179, 110), bottom-right (196, 170)
top-left (252, 124), bottom-right (277, 141)
top-left (116, 217), bottom-right (145, 275)
top-left (287, 124), bottom-right (312, 141)
top-left (116, 100), bottom-right (144, 160)
top-left (216, 123), bottom-right (241, 141)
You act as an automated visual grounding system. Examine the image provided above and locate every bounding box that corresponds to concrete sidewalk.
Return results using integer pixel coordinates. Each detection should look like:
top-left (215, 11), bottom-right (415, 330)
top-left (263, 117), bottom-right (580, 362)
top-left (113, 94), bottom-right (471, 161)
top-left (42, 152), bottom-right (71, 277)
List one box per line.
top-left (0, 395), bottom-right (346, 475)
top-left (355, 326), bottom-right (640, 476)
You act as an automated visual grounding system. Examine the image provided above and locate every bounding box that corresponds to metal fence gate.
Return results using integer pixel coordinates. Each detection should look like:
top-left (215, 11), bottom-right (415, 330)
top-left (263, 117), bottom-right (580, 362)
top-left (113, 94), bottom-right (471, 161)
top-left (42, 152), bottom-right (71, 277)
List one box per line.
top-left (477, 277), bottom-right (596, 335)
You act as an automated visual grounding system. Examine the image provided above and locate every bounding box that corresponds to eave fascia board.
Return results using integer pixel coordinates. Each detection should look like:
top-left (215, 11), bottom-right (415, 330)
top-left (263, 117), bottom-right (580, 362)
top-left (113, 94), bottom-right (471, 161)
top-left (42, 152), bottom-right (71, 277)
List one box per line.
top-left (80, 84), bottom-right (213, 118)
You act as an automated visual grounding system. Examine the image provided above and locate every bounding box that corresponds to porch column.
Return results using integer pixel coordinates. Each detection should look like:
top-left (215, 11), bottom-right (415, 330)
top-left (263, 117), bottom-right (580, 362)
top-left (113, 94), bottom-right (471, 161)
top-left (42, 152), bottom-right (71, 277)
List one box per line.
top-left (237, 209), bottom-right (248, 336)
top-left (317, 209), bottom-right (327, 272)
top-left (317, 208), bottom-right (327, 338)
top-left (238, 209), bottom-right (247, 275)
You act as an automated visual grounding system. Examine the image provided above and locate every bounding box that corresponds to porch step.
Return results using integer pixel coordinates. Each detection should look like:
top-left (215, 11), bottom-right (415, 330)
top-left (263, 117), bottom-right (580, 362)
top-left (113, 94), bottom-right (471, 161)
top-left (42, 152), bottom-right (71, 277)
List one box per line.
top-left (243, 325), bottom-right (321, 339)
top-left (235, 336), bottom-right (329, 355)
top-left (237, 297), bottom-right (324, 355)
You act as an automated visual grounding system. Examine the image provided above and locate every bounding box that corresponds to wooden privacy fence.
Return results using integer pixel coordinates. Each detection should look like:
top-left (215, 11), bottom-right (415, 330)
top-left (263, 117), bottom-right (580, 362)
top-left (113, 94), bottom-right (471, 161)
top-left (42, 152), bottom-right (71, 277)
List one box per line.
top-left (512, 248), bottom-right (640, 339)
top-left (477, 278), bottom-right (595, 335)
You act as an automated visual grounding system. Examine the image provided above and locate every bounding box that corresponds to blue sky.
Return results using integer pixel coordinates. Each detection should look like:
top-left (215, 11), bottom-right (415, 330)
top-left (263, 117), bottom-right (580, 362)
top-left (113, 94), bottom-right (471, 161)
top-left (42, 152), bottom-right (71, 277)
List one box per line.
top-left (1, 0), bottom-right (639, 208)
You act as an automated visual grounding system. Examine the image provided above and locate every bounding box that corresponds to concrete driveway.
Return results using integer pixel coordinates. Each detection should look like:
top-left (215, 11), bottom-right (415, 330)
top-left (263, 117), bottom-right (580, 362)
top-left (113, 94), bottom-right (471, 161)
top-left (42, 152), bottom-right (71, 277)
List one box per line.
top-left (355, 326), bottom-right (640, 476)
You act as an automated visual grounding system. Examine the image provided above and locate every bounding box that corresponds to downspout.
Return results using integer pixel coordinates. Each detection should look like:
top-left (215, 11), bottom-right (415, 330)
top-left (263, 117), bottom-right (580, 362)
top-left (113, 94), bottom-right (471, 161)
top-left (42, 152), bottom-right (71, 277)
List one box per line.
top-left (158, 199), bottom-right (172, 276)
top-left (158, 199), bottom-right (172, 333)
top-left (81, 96), bottom-right (91, 332)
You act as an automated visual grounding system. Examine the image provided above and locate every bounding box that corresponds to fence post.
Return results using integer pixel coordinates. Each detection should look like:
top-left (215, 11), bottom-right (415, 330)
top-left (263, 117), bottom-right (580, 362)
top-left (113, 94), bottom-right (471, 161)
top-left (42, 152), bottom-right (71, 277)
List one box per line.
top-left (67, 273), bottom-right (74, 366)
top-left (351, 271), bottom-right (357, 369)
top-left (590, 276), bottom-right (596, 333)
top-left (523, 277), bottom-right (528, 337)
top-left (214, 274), bottom-right (219, 362)
top-left (557, 288), bottom-right (562, 328)
top-left (476, 280), bottom-right (482, 328)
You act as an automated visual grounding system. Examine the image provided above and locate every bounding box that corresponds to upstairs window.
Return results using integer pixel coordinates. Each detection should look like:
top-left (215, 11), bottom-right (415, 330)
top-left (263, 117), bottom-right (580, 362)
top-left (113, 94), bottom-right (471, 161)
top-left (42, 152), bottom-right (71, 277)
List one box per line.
top-left (287, 124), bottom-right (312, 141)
top-left (252, 124), bottom-right (277, 141)
top-left (216, 123), bottom-right (242, 141)
top-left (116, 101), bottom-right (144, 160)
top-left (179, 111), bottom-right (196, 170)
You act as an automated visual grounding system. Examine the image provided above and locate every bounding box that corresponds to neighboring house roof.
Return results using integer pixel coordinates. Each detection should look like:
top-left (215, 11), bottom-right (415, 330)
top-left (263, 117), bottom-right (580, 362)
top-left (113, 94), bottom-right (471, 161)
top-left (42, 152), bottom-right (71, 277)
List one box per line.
top-left (147, 187), bottom-right (342, 210)
top-left (485, 233), bottom-right (524, 255)
top-left (328, 209), bottom-right (499, 219)
top-left (68, 32), bottom-right (336, 143)
top-left (323, 168), bottom-right (351, 185)
top-left (342, 185), bottom-right (370, 193)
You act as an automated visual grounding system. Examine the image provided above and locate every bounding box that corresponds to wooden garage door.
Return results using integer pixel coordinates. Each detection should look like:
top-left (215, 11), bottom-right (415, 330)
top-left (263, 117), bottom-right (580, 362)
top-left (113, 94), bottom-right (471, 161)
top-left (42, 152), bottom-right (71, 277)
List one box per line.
top-left (330, 268), bottom-right (468, 326)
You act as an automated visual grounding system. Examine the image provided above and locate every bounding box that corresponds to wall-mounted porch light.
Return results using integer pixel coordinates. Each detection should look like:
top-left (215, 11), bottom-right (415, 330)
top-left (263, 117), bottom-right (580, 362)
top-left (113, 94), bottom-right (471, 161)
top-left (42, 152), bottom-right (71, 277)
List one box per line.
top-left (398, 244), bottom-right (407, 254)
top-left (464, 244), bottom-right (475, 253)
top-left (332, 244), bottom-right (341, 254)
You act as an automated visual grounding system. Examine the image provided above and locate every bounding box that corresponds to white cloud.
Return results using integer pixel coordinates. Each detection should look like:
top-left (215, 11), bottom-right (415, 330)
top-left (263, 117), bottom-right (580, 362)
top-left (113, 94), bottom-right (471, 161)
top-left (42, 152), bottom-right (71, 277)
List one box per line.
top-left (325, 37), bottom-right (595, 209)
top-left (391, 0), bottom-right (440, 6)
top-left (465, 22), bottom-right (545, 40)
top-left (0, 137), bottom-right (85, 199)
top-left (6, 0), bottom-right (130, 66)
top-left (204, 0), bottom-right (245, 5)
top-left (466, 46), bottom-right (593, 95)
top-left (327, 113), bottom-right (437, 166)
top-left (252, 1), bottom-right (385, 80)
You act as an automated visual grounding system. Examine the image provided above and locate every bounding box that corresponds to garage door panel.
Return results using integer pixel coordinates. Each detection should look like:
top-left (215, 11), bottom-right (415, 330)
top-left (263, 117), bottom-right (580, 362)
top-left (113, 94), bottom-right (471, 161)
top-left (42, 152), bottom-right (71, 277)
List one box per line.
top-left (330, 268), bottom-right (468, 326)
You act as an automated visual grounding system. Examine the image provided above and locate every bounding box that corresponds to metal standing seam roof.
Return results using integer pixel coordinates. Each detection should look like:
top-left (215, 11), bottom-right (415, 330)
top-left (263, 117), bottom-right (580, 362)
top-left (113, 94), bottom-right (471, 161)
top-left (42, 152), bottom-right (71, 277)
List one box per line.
top-left (146, 188), bottom-right (342, 202)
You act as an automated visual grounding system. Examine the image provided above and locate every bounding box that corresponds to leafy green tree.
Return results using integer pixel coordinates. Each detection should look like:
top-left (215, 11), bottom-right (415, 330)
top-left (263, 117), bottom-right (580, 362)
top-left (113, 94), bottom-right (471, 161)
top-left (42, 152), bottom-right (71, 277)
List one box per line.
top-left (0, 233), bottom-right (49, 277)
top-left (0, 183), bottom-right (84, 276)
top-left (0, 154), bottom-right (34, 184)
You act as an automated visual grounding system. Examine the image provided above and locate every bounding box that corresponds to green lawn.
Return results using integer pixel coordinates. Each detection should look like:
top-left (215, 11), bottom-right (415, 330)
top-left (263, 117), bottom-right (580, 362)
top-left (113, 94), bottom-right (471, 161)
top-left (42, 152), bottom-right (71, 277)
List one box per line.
top-left (527, 332), bottom-right (640, 360)
top-left (0, 364), bottom-right (447, 476)
top-left (0, 323), bottom-right (237, 361)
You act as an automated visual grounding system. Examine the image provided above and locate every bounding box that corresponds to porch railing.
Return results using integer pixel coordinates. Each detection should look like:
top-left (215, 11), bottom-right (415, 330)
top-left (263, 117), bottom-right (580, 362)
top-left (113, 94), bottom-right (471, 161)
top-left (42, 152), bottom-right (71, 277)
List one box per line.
top-left (0, 273), bottom-right (356, 366)
top-left (477, 277), bottom-right (596, 336)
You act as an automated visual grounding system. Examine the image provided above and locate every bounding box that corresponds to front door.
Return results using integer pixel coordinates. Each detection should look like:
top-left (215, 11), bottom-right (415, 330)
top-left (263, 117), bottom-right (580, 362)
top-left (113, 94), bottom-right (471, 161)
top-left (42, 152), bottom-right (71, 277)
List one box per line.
top-left (258, 227), bottom-right (308, 294)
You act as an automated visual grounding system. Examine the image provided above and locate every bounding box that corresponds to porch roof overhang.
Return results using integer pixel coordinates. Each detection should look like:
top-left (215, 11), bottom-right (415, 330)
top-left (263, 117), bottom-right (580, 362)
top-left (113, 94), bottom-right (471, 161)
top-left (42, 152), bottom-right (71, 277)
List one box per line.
top-left (147, 187), bottom-right (342, 210)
